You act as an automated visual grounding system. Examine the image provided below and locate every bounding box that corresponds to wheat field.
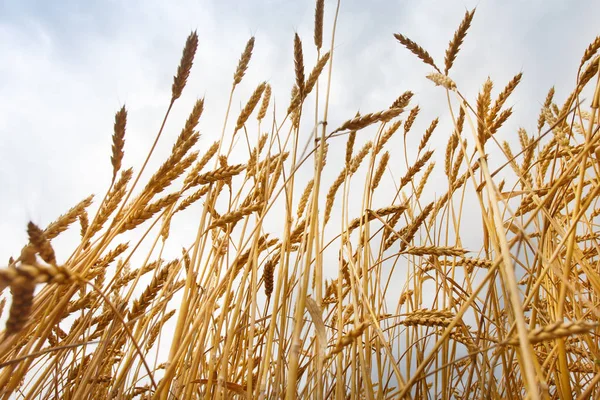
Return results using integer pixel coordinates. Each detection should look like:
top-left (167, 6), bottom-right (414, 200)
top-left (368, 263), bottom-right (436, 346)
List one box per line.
top-left (1, 2), bottom-right (600, 399)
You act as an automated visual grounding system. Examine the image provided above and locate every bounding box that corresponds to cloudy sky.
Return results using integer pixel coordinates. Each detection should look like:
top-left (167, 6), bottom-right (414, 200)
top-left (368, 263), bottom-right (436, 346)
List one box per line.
top-left (0, 0), bottom-right (599, 264)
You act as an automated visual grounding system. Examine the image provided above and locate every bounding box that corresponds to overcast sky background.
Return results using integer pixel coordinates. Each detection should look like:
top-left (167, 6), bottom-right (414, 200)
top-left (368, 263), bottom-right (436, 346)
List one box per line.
top-left (0, 0), bottom-right (599, 265)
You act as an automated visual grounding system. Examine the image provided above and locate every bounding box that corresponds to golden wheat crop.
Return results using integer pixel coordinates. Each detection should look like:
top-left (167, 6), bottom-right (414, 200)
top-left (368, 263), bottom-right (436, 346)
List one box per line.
top-left (0, 2), bottom-right (599, 399)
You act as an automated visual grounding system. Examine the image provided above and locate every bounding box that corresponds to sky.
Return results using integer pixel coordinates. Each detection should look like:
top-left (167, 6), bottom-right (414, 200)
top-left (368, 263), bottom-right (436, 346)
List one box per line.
top-left (0, 0), bottom-right (599, 266)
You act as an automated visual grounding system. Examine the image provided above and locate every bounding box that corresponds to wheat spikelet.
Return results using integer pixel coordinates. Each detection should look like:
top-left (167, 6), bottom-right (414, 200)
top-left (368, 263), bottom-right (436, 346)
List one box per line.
top-left (519, 129), bottom-right (534, 187)
top-left (293, 33), bottom-right (305, 95)
top-left (314, 0), bottom-right (324, 49)
top-left (171, 31), bottom-right (198, 101)
top-left (128, 261), bottom-right (176, 321)
top-left (163, 150), bottom-right (199, 192)
top-left (345, 123), bottom-right (357, 168)
top-left (207, 202), bottom-right (263, 231)
top-left (398, 290), bottom-right (413, 307)
top-left (580, 36), bottom-right (600, 72)
top-left (0, 263), bottom-right (76, 289)
top-left (404, 246), bottom-right (468, 257)
top-left (296, 179), bottom-right (314, 219)
top-left (341, 304), bottom-right (355, 324)
top-left (240, 184), bottom-right (265, 209)
top-left (247, 134), bottom-right (268, 174)
top-left (537, 87), bottom-right (555, 131)
top-left (255, 151), bottom-right (289, 174)
top-left (385, 202), bottom-right (434, 251)
top-left (235, 82), bottom-right (267, 132)
top-left (114, 259), bottom-right (161, 293)
top-left (44, 195), bottom-right (94, 240)
top-left (5, 278), bottom-right (35, 335)
top-left (145, 144), bottom-right (199, 197)
top-left (91, 260), bottom-right (105, 287)
top-left (175, 186), bottom-right (209, 213)
top-left (476, 77), bottom-right (493, 145)
top-left (46, 331), bottom-right (58, 347)
top-left (444, 9), bottom-right (475, 74)
top-left (207, 204), bottom-right (222, 223)
top-left (399, 150), bottom-right (434, 191)
top-left (460, 257), bottom-right (492, 273)
top-left (288, 53), bottom-right (331, 114)
top-left (402, 310), bottom-right (455, 327)
top-left (575, 232), bottom-right (600, 242)
top-left (257, 133), bottom-right (268, 153)
top-left (324, 174), bottom-right (346, 225)
top-left (257, 84), bottom-right (271, 121)
top-left (189, 163), bottom-right (245, 187)
top-left (216, 236), bottom-right (274, 296)
top-left (391, 91), bottom-right (414, 109)
top-left (489, 107), bottom-right (513, 136)
top-left (2, 263), bottom-right (77, 335)
top-left (233, 37), bottom-right (255, 86)
top-left (450, 142), bottom-right (465, 183)
top-left (303, 51), bottom-right (330, 97)
top-left (67, 292), bottom-right (97, 314)
top-left (446, 327), bottom-right (477, 353)
top-left (426, 72), bottom-right (457, 90)
top-left (265, 153), bottom-right (286, 197)
top-left (374, 120), bottom-right (402, 155)
top-left (517, 128), bottom-right (529, 151)
top-left (415, 162), bottom-right (435, 199)
top-left (110, 105), bottom-right (127, 182)
top-left (183, 141), bottom-right (220, 187)
top-left (120, 193), bottom-right (180, 233)
top-left (217, 155), bottom-right (234, 187)
top-left (502, 140), bottom-right (516, 167)
top-left (372, 152), bottom-right (389, 190)
top-left (381, 202), bottom-right (409, 243)
top-left (348, 205), bottom-right (406, 233)
top-left (506, 321), bottom-right (597, 345)
top-left (89, 375), bottom-right (113, 384)
top-left (289, 85), bottom-right (302, 127)
top-left (326, 322), bottom-right (370, 360)
top-left (445, 133), bottom-right (459, 178)
top-left (87, 169), bottom-right (132, 238)
top-left (27, 222), bottom-right (56, 266)
top-left (404, 105), bottom-right (420, 135)
top-left (290, 219), bottom-right (307, 244)
top-left (440, 164), bottom-right (478, 220)
top-left (173, 98), bottom-right (204, 153)
top-left (87, 307), bottom-right (117, 339)
top-left (418, 118), bottom-right (438, 153)
top-left (487, 73), bottom-right (522, 126)
top-left (394, 33), bottom-right (440, 72)
top-left (324, 279), bottom-right (338, 300)
top-left (263, 258), bottom-right (276, 298)
top-left (332, 108), bottom-right (403, 133)
top-left (66, 354), bottom-right (92, 384)
top-left (540, 108), bottom-right (568, 144)
top-left (348, 141), bottom-right (372, 174)
top-left (287, 84), bottom-right (302, 119)
top-left (89, 243), bottom-right (129, 282)
top-left (577, 55), bottom-right (599, 91)
top-left (324, 142), bottom-right (372, 225)
top-left (455, 106), bottom-right (465, 136)
top-left (79, 211), bottom-right (89, 240)
top-left (145, 310), bottom-right (176, 352)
